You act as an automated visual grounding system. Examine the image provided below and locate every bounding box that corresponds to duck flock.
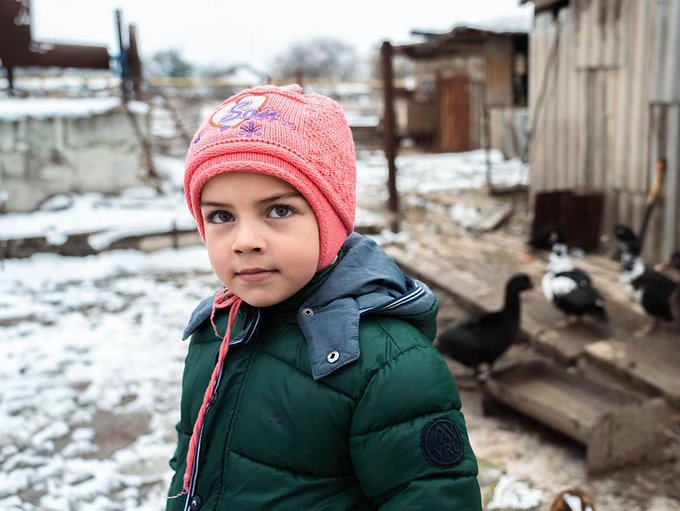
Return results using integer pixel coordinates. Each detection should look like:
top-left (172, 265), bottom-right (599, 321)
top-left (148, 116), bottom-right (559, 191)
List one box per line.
top-left (436, 224), bottom-right (680, 380)
top-left (434, 222), bottom-right (679, 511)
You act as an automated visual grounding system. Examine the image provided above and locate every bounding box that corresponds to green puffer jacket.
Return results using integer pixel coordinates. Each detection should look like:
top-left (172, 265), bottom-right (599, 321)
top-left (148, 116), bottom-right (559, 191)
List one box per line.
top-left (167, 233), bottom-right (481, 510)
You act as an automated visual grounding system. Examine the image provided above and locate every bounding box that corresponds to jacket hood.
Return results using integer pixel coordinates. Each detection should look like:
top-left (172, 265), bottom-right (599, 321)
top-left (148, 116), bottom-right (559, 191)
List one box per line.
top-left (298, 232), bottom-right (437, 378)
top-left (182, 232), bottom-right (438, 379)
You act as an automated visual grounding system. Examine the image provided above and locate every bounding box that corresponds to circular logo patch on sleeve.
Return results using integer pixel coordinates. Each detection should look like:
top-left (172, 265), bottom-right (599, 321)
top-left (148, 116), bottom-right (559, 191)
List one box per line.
top-left (420, 417), bottom-right (465, 468)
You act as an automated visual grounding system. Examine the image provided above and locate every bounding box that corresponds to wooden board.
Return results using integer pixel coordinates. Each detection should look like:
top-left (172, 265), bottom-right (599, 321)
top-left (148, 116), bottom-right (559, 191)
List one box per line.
top-left (482, 359), bottom-right (668, 473)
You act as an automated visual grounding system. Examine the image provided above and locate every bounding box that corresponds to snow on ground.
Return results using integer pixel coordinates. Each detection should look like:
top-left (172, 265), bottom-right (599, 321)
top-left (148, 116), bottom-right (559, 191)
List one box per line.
top-left (0, 148), bottom-right (528, 509)
top-left (0, 97), bottom-right (149, 121)
top-left (0, 149), bottom-right (526, 245)
top-left (1, 247), bottom-right (216, 510)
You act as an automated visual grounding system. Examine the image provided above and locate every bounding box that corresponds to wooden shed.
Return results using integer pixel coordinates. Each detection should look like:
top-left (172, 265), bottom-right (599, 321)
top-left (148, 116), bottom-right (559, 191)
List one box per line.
top-left (392, 27), bottom-right (528, 156)
top-left (524, 0), bottom-right (680, 262)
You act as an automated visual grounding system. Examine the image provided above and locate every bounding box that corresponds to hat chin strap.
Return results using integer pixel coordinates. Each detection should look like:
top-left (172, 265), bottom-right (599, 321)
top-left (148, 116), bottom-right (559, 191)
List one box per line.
top-left (183, 289), bottom-right (243, 494)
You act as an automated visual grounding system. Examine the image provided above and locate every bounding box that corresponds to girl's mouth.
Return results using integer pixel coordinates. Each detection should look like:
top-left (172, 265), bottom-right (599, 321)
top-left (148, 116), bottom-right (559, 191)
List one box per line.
top-left (236, 268), bottom-right (276, 283)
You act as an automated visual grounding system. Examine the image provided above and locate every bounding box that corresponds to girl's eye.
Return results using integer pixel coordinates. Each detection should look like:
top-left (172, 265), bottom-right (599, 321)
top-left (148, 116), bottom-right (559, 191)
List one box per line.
top-left (207, 210), bottom-right (234, 224)
top-left (268, 205), bottom-right (295, 219)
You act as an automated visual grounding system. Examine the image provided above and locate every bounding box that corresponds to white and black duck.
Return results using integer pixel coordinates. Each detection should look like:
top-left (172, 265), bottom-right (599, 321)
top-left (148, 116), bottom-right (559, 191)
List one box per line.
top-left (437, 273), bottom-right (534, 379)
top-left (542, 242), bottom-right (608, 324)
top-left (619, 241), bottom-right (678, 333)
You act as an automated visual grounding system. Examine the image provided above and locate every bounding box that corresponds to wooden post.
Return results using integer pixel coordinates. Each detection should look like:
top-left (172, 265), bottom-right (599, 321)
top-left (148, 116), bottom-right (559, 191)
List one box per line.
top-left (381, 41), bottom-right (399, 232)
top-left (115, 9), bottom-right (129, 104)
top-left (294, 70), bottom-right (304, 88)
top-left (172, 220), bottom-right (179, 250)
top-left (483, 104), bottom-right (492, 191)
top-left (5, 66), bottom-right (14, 96)
top-left (128, 24), bottom-right (143, 101)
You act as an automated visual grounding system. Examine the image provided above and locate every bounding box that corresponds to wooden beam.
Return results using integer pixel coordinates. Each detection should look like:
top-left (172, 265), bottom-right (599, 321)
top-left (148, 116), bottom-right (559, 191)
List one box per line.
top-left (381, 41), bottom-right (400, 233)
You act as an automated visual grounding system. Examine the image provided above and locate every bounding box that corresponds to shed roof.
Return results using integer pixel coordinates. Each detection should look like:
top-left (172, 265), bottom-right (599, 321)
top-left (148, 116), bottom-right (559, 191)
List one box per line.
top-left (394, 26), bottom-right (527, 59)
top-left (520, 0), bottom-right (570, 13)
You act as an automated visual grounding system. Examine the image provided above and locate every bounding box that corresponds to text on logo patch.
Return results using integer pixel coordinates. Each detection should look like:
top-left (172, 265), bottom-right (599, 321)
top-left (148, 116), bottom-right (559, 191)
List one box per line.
top-left (420, 417), bottom-right (465, 468)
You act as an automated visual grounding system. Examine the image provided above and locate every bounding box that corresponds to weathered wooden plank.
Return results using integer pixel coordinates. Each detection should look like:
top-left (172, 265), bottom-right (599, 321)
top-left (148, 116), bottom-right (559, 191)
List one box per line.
top-left (630, 1), bottom-right (650, 194)
top-left (482, 359), bottom-right (668, 473)
top-left (555, 8), bottom-right (569, 190)
top-left (585, 339), bottom-right (680, 407)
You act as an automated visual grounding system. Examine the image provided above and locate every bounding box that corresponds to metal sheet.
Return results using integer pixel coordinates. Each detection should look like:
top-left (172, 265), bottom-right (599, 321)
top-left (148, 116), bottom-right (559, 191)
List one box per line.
top-left (0, 0), bottom-right (109, 69)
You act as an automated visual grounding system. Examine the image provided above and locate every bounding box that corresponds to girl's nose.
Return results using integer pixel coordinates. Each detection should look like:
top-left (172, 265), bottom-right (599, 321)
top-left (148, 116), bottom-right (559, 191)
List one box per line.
top-left (231, 221), bottom-right (265, 254)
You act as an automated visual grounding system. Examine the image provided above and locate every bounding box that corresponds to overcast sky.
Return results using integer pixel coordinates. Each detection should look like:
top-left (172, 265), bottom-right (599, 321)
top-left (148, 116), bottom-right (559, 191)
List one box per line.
top-left (31, 0), bottom-right (533, 72)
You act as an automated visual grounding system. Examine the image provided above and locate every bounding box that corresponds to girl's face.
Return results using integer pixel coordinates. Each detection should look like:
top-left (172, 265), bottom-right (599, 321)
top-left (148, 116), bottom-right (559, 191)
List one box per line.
top-left (200, 172), bottom-right (320, 307)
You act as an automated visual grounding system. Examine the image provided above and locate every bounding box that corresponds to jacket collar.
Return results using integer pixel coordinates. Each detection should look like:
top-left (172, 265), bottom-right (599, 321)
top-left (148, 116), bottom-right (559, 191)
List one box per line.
top-left (182, 233), bottom-right (437, 379)
top-left (298, 233), bottom-right (436, 379)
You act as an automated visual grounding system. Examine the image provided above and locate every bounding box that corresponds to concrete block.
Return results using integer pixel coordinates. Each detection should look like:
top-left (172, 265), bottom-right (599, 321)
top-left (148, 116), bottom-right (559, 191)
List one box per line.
top-left (2, 180), bottom-right (50, 211)
top-left (71, 147), bottom-right (146, 191)
top-left (0, 121), bottom-right (17, 152)
top-left (42, 163), bottom-right (77, 182)
top-left (25, 117), bottom-right (58, 150)
top-left (1, 108), bottom-right (151, 212)
top-left (67, 111), bottom-right (148, 148)
top-left (0, 153), bottom-right (27, 179)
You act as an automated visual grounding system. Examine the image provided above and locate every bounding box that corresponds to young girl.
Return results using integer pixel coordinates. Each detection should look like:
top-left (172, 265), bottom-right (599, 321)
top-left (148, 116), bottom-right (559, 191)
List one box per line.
top-left (167, 84), bottom-right (482, 510)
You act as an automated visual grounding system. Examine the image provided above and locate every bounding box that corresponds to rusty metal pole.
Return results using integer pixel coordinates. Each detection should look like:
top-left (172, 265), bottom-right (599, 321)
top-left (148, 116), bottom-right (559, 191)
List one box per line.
top-left (381, 41), bottom-right (400, 233)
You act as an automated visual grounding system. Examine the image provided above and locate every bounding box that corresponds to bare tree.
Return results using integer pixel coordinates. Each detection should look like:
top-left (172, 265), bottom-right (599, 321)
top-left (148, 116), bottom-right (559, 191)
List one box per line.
top-left (369, 48), bottom-right (413, 81)
top-left (146, 49), bottom-right (193, 77)
top-left (269, 37), bottom-right (360, 81)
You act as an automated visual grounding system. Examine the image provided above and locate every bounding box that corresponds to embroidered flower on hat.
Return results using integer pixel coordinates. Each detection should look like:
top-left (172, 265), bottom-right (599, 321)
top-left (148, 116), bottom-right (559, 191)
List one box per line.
top-left (239, 121), bottom-right (262, 138)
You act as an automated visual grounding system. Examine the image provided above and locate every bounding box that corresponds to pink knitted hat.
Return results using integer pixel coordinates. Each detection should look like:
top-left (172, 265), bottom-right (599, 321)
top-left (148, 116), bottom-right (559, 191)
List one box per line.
top-left (184, 84), bottom-right (356, 270)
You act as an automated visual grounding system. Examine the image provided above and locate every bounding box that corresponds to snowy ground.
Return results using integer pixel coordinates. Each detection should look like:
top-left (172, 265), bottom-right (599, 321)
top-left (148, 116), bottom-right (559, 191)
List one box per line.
top-left (0, 149), bottom-right (526, 247)
top-left (1, 248), bottom-right (215, 510)
top-left (0, 148), bottom-right (536, 510)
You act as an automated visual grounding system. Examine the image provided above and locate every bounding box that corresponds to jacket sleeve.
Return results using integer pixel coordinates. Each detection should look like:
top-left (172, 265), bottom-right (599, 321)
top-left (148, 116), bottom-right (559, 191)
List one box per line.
top-left (349, 323), bottom-right (482, 510)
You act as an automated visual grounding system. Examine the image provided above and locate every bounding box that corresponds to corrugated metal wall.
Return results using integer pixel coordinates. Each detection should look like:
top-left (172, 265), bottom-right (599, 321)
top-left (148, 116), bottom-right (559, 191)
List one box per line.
top-left (528, 0), bottom-right (680, 261)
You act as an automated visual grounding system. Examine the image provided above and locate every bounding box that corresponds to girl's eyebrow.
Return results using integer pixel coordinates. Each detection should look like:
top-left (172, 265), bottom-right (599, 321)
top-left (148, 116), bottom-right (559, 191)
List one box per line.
top-left (199, 192), bottom-right (303, 209)
top-left (260, 192), bottom-right (303, 204)
top-left (199, 200), bottom-right (229, 208)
